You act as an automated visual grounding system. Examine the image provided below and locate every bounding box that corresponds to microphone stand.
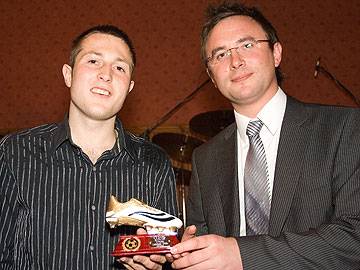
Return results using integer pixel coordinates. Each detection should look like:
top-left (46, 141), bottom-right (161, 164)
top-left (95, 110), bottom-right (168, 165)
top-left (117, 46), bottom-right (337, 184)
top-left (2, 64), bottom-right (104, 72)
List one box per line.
top-left (315, 58), bottom-right (360, 107)
top-left (140, 78), bottom-right (211, 139)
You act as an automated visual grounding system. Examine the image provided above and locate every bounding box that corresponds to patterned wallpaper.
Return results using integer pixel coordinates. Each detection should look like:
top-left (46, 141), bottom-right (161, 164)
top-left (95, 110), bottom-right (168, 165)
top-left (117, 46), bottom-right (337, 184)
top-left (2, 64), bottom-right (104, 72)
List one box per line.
top-left (1, 0), bottom-right (359, 136)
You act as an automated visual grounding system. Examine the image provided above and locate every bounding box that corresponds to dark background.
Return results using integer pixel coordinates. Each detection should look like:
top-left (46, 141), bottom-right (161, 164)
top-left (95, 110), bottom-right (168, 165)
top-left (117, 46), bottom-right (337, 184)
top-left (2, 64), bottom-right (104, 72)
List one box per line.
top-left (1, 0), bottom-right (359, 135)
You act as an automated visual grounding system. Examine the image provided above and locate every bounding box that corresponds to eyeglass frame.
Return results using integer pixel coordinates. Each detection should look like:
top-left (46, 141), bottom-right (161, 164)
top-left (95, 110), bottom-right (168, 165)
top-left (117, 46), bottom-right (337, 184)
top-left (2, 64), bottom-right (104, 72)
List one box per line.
top-left (206, 39), bottom-right (272, 66)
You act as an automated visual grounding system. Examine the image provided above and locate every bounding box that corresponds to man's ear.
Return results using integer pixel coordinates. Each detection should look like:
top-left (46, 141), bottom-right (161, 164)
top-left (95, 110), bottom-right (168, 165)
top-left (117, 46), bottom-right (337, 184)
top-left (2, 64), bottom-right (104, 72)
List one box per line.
top-left (206, 68), bottom-right (217, 88)
top-left (128, 80), bottom-right (135, 93)
top-left (62, 64), bottom-right (73, 87)
top-left (273, 42), bottom-right (282, 67)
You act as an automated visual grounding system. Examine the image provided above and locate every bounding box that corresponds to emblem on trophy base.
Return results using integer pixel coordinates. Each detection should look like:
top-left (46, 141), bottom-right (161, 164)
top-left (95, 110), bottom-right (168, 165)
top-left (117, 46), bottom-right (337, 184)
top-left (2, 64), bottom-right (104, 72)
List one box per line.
top-left (106, 195), bottom-right (183, 256)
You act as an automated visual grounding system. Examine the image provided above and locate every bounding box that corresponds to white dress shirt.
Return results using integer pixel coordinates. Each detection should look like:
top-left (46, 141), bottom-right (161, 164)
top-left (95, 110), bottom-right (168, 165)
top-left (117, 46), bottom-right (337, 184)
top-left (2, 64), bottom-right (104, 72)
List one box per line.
top-left (235, 88), bottom-right (287, 236)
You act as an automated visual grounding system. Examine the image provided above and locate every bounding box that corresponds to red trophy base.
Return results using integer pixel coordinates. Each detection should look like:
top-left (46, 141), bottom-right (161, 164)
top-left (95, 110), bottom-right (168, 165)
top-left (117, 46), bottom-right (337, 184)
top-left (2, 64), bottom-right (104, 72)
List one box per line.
top-left (112, 234), bottom-right (179, 257)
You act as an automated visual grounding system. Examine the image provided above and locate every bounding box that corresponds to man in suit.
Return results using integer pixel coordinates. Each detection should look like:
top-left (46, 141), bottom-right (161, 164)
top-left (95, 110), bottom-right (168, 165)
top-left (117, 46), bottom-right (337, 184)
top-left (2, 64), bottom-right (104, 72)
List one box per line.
top-left (168, 2), bottom-right (360, 269)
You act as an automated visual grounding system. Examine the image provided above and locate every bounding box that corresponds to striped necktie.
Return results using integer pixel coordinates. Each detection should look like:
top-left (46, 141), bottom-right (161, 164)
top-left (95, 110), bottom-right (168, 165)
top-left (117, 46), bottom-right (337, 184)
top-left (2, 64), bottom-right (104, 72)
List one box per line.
top-left (244, 120), bottom-right (271, 235)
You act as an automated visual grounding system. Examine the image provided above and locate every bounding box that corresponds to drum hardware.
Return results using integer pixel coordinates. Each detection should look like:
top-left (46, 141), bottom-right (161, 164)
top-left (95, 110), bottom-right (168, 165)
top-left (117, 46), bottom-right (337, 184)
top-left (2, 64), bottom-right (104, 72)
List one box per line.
top-left (152, 132), bottom-right (203, 227)
top-left (314, 57), bottom-right (360, 107)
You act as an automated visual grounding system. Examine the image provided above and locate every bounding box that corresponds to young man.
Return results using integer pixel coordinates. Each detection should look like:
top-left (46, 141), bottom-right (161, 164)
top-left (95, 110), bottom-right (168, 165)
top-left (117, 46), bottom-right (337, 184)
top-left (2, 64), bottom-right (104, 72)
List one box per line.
top-left (169, 2), bottom-right (360, 269)
top-left (0, 25), bottom-right (177, 269)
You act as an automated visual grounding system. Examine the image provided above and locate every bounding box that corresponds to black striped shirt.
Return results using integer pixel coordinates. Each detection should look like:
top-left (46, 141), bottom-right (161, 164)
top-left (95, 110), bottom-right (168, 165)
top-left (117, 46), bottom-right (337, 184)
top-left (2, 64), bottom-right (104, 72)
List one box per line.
top-left (0, 118), bottom-right (178, 269)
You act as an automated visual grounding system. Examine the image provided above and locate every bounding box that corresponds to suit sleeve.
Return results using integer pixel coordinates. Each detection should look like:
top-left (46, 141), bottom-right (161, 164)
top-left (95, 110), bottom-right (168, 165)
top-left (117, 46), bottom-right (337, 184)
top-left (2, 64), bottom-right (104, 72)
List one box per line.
top-left (186, 151), bottom-right (209, 235)
top-left (238, 109), bottom-right (360, 269)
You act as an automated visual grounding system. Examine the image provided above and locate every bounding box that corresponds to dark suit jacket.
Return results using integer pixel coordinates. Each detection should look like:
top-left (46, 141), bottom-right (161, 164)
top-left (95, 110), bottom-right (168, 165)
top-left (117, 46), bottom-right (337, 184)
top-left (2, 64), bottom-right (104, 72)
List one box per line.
top-left (187, 97), bottom-right (360, 269)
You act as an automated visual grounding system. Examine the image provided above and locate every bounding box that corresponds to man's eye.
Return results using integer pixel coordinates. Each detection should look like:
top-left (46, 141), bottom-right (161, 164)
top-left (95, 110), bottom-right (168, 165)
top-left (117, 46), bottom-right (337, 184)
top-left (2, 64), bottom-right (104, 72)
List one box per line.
top-left (215, 52), bottom-right (227, 61)
top-left (116, 66), bottom-right (125, 72)
top-left (243, 42), bottom-right (254, 49)
top-left (88, 59), bottom-right (97, 64)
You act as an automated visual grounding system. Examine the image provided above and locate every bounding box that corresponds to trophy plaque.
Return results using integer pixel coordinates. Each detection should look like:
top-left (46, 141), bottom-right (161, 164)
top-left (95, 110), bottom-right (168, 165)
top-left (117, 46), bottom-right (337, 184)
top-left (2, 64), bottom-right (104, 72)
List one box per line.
top-left (106, 195), bottom-right (183, 257)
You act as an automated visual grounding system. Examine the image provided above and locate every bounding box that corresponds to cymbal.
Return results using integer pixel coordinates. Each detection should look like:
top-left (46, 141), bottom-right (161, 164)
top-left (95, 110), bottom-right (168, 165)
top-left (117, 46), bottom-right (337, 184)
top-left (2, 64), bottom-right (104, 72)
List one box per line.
top-left (189, 110), bottom-right (234, 139)
top-left (152, 132), bottom-right (203, 163)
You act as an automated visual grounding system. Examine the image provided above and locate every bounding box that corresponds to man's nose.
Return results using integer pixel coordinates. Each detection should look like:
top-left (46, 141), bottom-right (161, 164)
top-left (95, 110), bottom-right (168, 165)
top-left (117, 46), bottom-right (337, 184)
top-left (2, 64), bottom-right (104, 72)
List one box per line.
top-left (98, 65), bottom-right (112, 82)
top-left (229, 48), bottom-right (245, 70)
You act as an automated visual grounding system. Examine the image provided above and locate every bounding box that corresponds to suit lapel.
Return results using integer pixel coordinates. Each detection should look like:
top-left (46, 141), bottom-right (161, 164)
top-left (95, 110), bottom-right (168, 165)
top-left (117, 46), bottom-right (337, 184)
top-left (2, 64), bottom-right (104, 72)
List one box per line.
top-left (269, 97), bottom-right (311, 235)
top-left (216, 124), bottom-right (240, 236)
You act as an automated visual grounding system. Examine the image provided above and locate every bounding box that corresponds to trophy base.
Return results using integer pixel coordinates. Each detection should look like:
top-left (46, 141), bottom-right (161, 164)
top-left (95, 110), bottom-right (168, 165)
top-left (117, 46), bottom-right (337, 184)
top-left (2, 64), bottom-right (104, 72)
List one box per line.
top-left (112, 234), bottom-right (179, 257)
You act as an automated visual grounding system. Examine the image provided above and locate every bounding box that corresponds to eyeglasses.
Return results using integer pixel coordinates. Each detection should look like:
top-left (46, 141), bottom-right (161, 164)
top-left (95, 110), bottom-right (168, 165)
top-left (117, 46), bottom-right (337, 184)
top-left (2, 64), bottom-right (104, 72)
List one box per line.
top-left (206, 39), bottom-right (271, 66)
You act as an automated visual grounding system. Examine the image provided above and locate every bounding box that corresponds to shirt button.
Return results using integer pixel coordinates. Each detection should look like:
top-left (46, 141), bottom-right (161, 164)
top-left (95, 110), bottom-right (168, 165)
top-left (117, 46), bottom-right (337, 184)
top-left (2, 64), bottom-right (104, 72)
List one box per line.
top-left (90, 245), bottom-right (94, 251)
top-left (91, 205), bottom-right (96, 211)
top-left (92, 167), bottom-right (97, 172)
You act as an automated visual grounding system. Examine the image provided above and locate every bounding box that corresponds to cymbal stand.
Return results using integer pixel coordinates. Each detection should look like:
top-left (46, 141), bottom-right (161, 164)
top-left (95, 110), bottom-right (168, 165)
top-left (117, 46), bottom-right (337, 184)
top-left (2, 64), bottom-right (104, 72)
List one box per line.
top-left (314, 58), bottom-right (360, 107)
top-left (178, 144), bottom-right (187, 227)
top-left (140, 79), bottom-right (211, 139)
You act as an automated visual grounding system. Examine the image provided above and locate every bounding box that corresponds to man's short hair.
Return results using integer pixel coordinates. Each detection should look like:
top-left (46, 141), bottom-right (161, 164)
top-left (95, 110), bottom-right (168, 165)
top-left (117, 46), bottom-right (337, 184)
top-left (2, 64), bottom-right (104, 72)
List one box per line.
top-left (201, 2), bottom-right (284, 84)
top-left (69, 25), bottom-right (136, 70)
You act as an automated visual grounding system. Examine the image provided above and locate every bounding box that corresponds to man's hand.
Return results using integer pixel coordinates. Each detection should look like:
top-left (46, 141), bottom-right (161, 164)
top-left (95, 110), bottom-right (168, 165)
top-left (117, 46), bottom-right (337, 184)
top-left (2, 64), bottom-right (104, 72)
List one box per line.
top-left (165, 225), bottom-right (197, 263)
top-left (118, 228), bottom-right (166, 270)
top-left (170, 233), bottom-right (243, 270)
top-left (119, 254), bottom-right (166, 270)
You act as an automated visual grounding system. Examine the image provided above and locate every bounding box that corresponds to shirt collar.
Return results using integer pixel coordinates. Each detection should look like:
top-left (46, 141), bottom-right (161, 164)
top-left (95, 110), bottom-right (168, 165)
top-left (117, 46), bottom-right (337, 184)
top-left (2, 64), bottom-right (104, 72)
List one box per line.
top-left (51, 116), bottom-right (137, 162)
top-left (235, 87), bottom-right (287, 140)
top-left (114, 118), bottom-right (137, 161)
top-left (51, 115), bottom-right (71, 153)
